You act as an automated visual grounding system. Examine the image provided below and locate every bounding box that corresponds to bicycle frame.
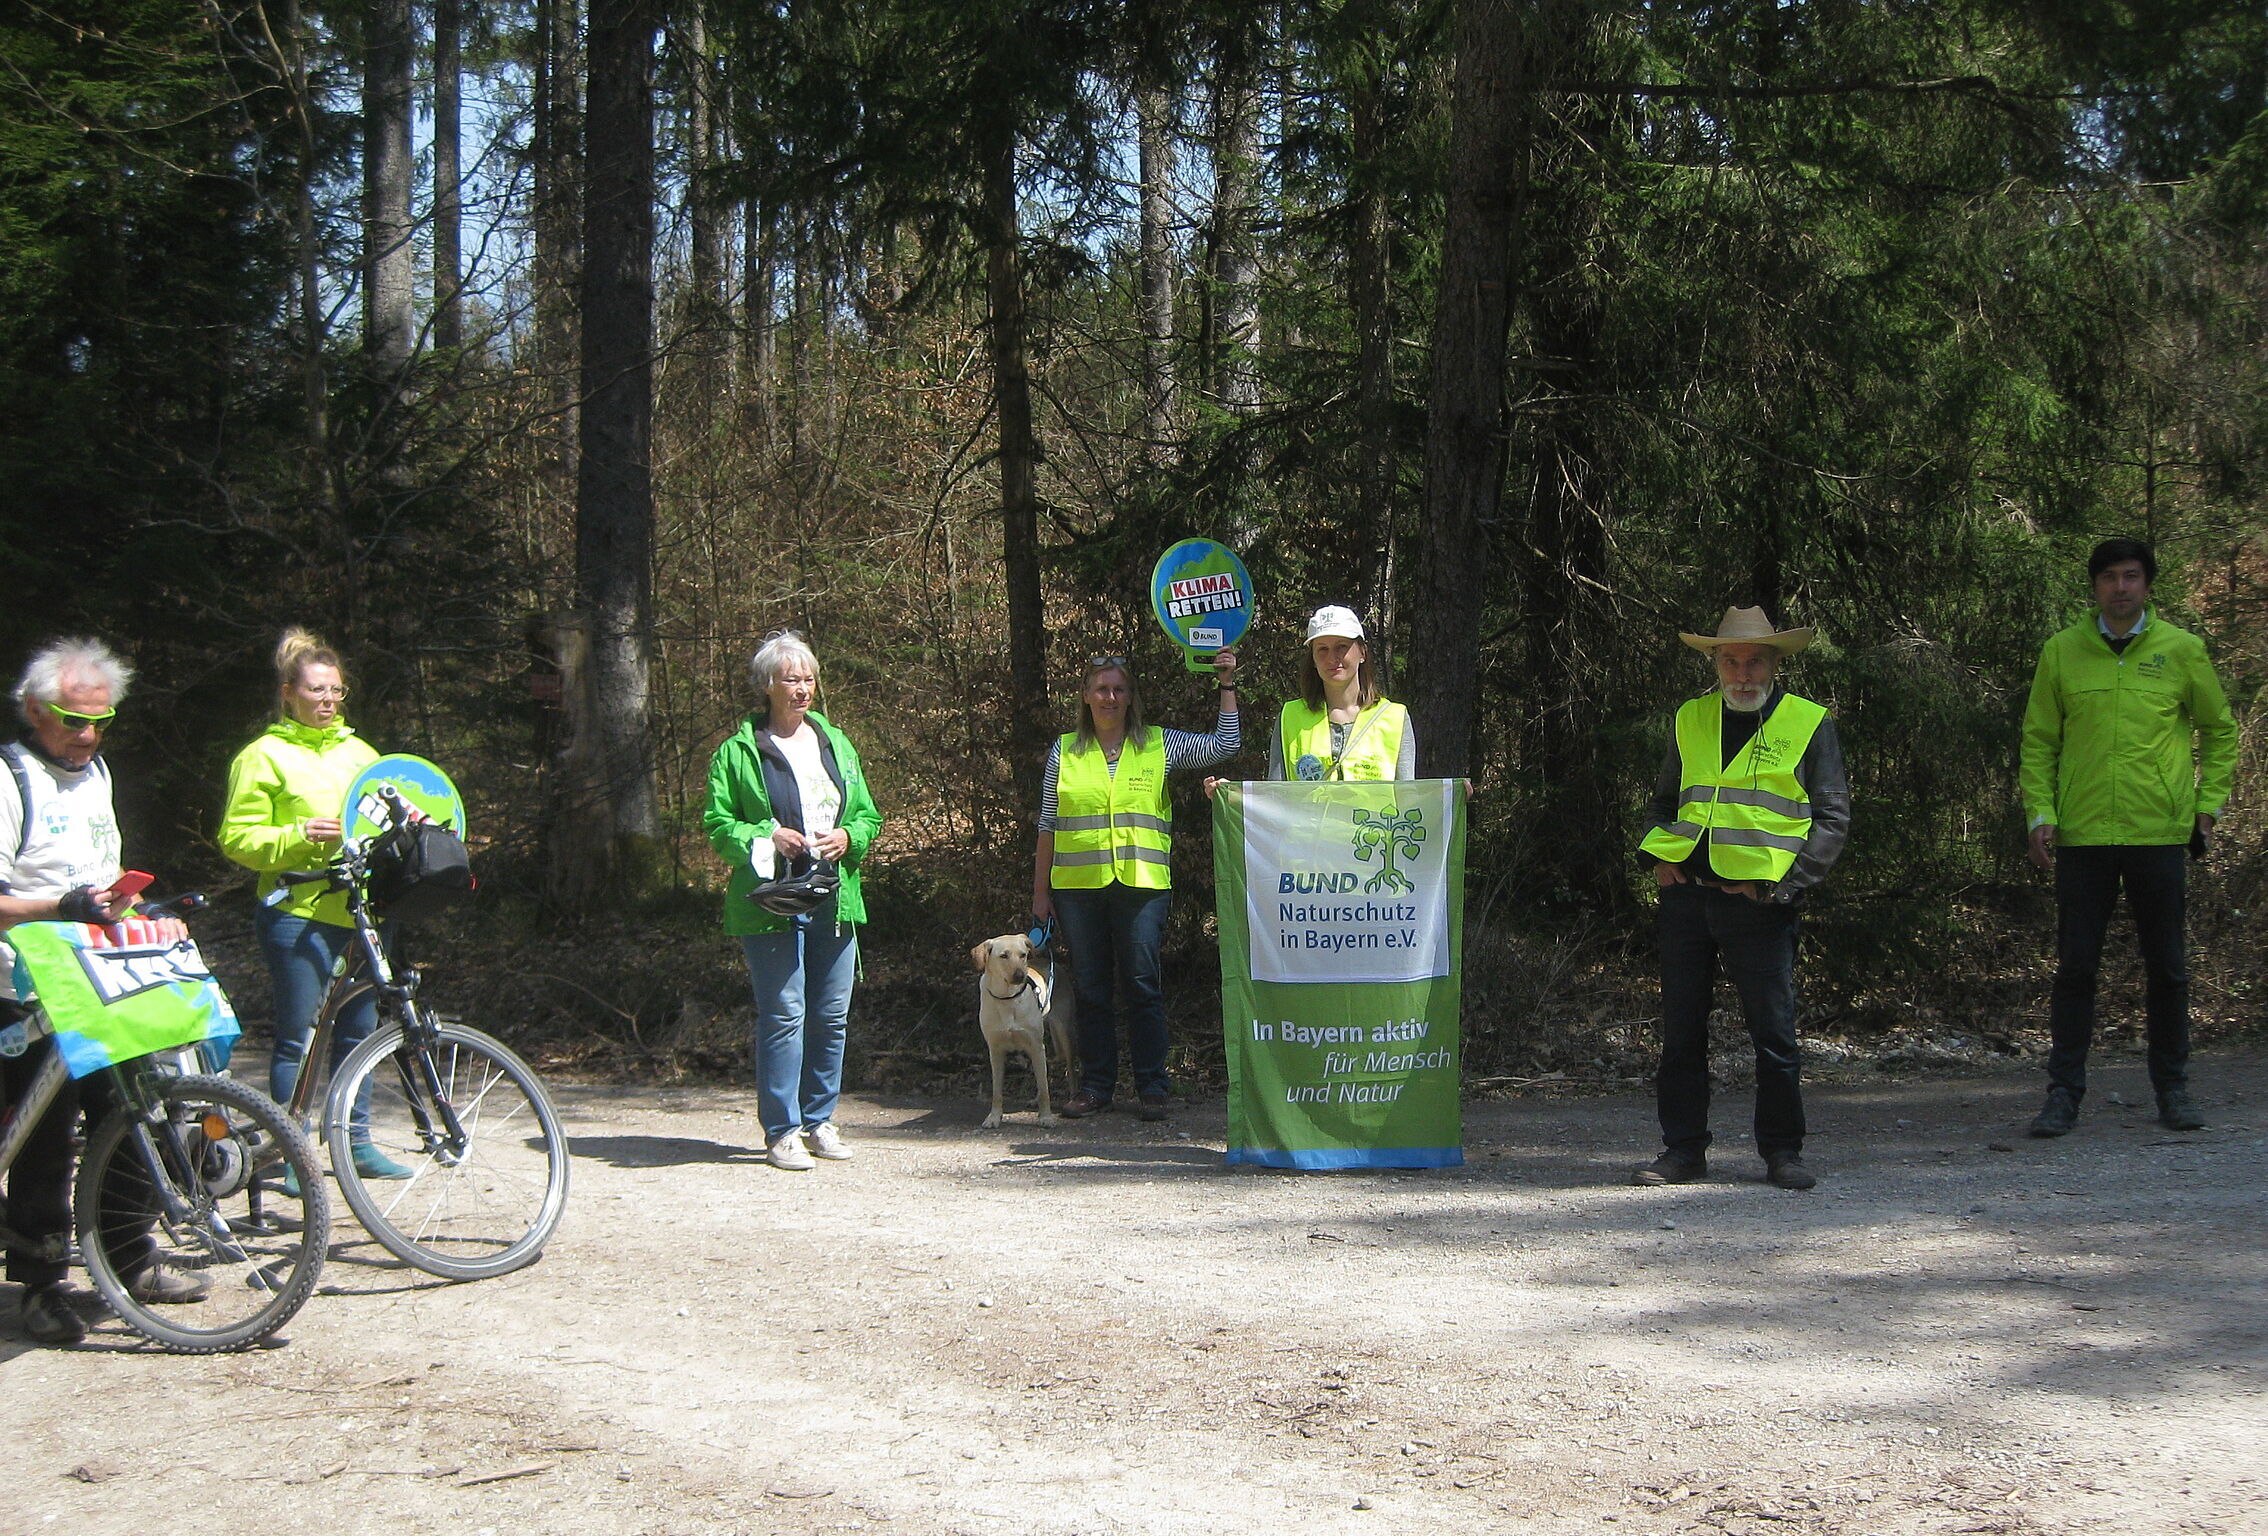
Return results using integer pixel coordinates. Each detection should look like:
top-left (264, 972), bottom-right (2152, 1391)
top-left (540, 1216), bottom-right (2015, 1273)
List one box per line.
top-left (281, 820), bottom-right (475, 1166)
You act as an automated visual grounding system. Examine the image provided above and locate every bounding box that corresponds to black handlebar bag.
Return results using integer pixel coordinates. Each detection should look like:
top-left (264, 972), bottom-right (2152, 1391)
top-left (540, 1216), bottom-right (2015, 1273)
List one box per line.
top-left (366, 822), bottom-right (476, 923)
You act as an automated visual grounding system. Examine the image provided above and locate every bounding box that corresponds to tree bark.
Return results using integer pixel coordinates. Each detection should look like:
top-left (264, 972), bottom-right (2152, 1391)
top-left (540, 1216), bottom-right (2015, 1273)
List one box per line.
top-left (1405, 0), bottom-right (1547, 777)
top-left (566, 0), bottom-right (661, 902)
top-left (534, 0), bottom-right (582, 545)
top-left (1207, 36), bottom-right (1262, 413)
top-left (985, 129), bottom-right (1048, 816)
top-left (741, 198), bottom-right (777, 448)
top-left (362, 0), bottom-right (415, 375)
top-left (433, 0), bottom-right (463, 352)
top-left (1137, 82), bottom-right (1177, 460)
top-left (684, 2), bottom-right (727, 407)
top-left (1347, 65), bottom-right (1396, 638)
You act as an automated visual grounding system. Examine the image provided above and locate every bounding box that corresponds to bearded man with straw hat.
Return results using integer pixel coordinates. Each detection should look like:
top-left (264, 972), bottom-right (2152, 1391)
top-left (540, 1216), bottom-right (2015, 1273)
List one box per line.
top-left (1633, 606), bottom-right (1851, 1191)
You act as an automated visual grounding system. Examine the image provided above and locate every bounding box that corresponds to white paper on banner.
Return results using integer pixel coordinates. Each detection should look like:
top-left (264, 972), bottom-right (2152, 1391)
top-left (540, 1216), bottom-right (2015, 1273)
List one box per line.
top-left (1242, 779), bottom-right (1454, 984)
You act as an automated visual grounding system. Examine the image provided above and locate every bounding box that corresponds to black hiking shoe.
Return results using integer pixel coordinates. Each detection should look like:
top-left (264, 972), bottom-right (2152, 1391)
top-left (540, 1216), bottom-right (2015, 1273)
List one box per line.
top-left (2157, 1090), bottom-right (2205, 1132)
top-left (2028, 1088), bottom-right (2079, 1138)
top-left (1765, 1153), bottom-right (1818, 1190)
top-left (1631, 1152), bottom-right (1707, 1186)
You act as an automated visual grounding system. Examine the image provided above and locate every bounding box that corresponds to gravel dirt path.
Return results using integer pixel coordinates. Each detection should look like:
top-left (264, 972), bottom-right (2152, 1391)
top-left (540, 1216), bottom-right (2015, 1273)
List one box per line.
top-left (8, 1049), bottom-right (2265, 1536)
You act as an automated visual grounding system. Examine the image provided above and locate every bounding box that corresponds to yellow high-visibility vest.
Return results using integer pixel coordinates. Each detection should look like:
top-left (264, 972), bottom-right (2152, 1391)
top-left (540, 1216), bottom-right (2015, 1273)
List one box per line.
top-left (1278, 699), bottom-right (1408, 781)
top-left (1051, 728), bottom-right (1172, 890)
top-left (1638, 693), bottom-right (1826, 883)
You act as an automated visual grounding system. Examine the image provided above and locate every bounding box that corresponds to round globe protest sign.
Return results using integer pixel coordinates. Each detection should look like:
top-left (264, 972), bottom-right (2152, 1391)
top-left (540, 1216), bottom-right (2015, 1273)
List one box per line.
top-left (342, 754), bottom-right (467, 844)
top-left (1150, 539), bottom-right (1254, 671)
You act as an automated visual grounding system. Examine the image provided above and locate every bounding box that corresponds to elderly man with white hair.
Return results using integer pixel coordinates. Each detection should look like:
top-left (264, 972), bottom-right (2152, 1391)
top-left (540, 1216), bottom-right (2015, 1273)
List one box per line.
top-left (0, 638), bottom-right (207, 1345)
top-left (1633, 608), bottom-right (1851, 1192)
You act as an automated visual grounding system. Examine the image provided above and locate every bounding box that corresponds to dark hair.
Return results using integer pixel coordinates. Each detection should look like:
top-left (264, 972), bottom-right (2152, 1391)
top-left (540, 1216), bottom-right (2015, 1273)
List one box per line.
top-left (1298, 637), bottom-right (1383, 712)
top-left (2088, 538), bottom-right (2156, 584)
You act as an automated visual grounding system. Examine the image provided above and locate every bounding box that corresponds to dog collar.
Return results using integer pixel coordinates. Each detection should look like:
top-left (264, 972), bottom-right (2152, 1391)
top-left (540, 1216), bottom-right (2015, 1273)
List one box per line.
top-left (983, 976), bottom-right (1035, 1002)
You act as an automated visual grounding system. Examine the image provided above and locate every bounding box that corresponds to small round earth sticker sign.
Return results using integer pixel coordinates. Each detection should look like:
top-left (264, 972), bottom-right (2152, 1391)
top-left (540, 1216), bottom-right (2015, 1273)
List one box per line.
top-left (341, 754), bottom-right (467, 845)
top-left (1149, 539), bottom-right (1254, 664)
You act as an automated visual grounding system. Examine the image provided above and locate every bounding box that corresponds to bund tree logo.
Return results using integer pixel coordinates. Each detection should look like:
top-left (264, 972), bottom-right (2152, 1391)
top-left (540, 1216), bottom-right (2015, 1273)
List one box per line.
top-left (1350, 808), bottom-right (1428, 894)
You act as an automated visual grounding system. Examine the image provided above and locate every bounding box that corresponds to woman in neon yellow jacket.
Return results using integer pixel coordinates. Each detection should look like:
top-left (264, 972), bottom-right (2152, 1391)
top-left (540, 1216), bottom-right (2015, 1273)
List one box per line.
top-left (217, 629), bottom-right (407, 1178)
top-left (1268, 605), bottom-right (1414, 781)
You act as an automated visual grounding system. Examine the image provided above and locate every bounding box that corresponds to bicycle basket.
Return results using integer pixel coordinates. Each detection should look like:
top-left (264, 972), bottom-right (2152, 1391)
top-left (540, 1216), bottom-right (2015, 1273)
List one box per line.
top-left (365, 821), bottom-right (476, 922)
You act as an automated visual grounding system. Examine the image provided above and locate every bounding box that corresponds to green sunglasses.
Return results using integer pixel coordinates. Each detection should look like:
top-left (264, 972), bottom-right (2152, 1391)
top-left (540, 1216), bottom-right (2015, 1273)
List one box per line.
top-left (45, 701), bottom-right (117, 731)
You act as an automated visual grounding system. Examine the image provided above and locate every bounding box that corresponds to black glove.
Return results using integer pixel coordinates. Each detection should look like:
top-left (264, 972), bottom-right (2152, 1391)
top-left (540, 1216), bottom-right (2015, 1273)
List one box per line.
top-left (55, 886), bottom-right (107, 923)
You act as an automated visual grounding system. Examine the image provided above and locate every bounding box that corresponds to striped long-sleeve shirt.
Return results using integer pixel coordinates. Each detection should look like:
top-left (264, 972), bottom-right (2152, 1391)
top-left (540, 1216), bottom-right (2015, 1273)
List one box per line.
top-left (1035, 709), bottom-right (1241, 831)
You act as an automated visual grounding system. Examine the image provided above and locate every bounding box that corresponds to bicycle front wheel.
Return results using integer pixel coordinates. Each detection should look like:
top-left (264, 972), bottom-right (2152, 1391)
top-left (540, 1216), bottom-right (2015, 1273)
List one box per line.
top-left (326, 1016), bottom-right (570, 1280)
top-left (76, 1073), bottom-right (331, 1352)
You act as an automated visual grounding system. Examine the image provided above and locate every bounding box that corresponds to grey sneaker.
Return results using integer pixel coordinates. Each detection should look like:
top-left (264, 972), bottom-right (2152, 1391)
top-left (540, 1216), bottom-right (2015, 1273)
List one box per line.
top-left (2157, 1090), bottom-right (2205, 1132)
top-left (1631, 1152), bottom-right (1707, 1186)
top-left (2028, 1088), bottom-right (2079, 1138)
top-left (19, 1285), bottom-right (86, 1345)
top-left (767, 1131), bottom-right (815, 1171)
top-left (805, 1122), bottom-right (854, 1160)
top-left (126, 1264), bottom-right (211, 1305)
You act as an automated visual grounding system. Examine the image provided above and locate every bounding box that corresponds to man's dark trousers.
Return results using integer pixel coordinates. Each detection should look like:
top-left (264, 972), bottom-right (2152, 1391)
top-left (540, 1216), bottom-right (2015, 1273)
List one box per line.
top-left (1656, 882), bottom-right (1804, 1156)
top-left (2048, 843), bottom-right (2189, 1100)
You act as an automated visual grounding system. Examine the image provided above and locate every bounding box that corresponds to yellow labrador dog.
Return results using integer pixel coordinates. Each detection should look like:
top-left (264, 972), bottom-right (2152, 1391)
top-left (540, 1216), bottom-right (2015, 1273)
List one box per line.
top-left (972, 933), bottom-right (1075, 1128)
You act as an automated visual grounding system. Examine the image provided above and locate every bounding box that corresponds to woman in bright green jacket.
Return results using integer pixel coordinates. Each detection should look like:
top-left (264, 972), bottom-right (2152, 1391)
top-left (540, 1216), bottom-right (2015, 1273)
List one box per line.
top-left (703, 631), bottom-right (883, 1171)
top-left (217, 629), bottom-right (407, 1178)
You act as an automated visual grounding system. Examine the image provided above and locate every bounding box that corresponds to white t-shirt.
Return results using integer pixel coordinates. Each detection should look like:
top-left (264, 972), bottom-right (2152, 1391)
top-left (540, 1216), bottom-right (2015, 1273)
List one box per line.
top-left (0, 743), bottom-right (124, 1000)
top-left (747, 725), bottom-right (843, 880)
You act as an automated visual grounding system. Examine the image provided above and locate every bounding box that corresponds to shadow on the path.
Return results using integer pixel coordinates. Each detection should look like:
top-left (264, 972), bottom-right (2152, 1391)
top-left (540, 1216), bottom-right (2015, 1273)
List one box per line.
top-left (569, 1134), bottom-right (765, 1168)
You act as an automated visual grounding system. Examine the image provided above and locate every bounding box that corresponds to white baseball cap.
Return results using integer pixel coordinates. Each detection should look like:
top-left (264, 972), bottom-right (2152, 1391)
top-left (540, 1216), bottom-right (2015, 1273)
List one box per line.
top-left (1304, 605), bottom-right (1365, 643)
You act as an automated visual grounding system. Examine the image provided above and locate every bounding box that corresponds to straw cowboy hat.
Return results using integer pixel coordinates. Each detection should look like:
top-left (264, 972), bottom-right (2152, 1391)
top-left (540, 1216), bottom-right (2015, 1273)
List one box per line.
top-left (1678, 606), bottom-right (1816, 656)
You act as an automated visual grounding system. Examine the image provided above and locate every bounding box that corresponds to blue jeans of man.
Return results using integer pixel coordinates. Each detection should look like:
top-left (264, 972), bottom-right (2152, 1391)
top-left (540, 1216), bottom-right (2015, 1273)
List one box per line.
top-left (1655, 882), bottom-right (1805, 1158)
top-left (2048, 843), bottom-right (2189, 1100)
top-left (253, 904), bottom-right (381, 1135)
top-left (1053, 883), bottom-right (1171, 1103)
top-left (740, 919), bottom-right (859, 1140)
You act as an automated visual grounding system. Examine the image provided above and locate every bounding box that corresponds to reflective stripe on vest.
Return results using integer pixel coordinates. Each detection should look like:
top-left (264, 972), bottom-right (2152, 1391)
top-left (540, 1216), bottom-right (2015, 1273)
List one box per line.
top-left (1277, 699), bottom-right (1407, 781)
top-left (1051, 729), bottom-right (1172, 889)
top-left (1638, 693), bottom-right (1827, 882)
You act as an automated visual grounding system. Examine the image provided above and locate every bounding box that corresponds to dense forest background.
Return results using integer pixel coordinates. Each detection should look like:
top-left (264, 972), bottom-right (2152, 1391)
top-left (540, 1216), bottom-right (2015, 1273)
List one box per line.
top-left (3, 0), bottom-right (2262, 1085)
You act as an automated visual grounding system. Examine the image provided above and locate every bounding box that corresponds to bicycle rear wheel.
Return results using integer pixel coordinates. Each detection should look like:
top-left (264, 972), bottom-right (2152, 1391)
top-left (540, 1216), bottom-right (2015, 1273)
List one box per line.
top-left (326, 1015), bottom-right (569, 1280)
top-left (75, 1073), bottom-right (330, 1352)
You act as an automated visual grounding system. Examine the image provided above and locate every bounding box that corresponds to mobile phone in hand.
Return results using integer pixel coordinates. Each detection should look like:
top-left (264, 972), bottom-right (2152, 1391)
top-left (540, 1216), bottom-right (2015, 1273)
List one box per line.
top-left (100, 870), bottom-right (154, 903)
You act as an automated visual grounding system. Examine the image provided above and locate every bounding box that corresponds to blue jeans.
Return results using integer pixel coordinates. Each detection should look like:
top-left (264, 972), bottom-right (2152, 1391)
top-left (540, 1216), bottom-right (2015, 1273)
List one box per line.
top-left (1053, 883), bottom-right (1171, 1102)
top-left (740, 920), bottom-right (859, 1140)
top-left (1655, 883), bottom-right (1805, 1157)
top-left (254, 904), bottom-right (381, 1134)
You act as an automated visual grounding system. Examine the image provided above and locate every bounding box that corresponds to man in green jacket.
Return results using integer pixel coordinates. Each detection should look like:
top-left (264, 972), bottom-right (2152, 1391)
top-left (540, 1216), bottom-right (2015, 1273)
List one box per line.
top-left (2019, 538), bottom-right (2238, 1137)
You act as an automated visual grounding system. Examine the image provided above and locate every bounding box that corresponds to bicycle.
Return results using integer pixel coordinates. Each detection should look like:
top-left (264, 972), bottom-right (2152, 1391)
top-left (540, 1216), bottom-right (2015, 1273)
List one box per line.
top-left (0, 895), bottom-right (330, 1351)
top-left (269, 777), bottom-right (568, 1280)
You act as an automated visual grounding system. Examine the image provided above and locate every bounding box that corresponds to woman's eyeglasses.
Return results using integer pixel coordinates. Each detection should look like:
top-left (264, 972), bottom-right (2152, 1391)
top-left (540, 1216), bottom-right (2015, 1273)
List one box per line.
top-left (298, 685), bottom-right (349, 700)
top-left (1086, 655), bottom-right (1128, 670)
top-left (45, 703), bottom-right (117, 731)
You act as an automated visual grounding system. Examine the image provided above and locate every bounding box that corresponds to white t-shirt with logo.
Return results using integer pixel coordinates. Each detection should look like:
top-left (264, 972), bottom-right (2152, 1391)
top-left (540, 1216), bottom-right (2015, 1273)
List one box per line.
top-left (0, 744), bottom-right (123, 1000)
top-left (747, 726), bottom-right (843, 880)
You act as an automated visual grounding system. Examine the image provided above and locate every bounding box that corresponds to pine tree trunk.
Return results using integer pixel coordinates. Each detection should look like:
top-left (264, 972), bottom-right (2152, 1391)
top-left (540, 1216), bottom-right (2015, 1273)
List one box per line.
top-left (685, 3), bottom-right (726, 408)
top-left (1137, 83), bottom-right (1177, 460)
top-left (1208, 40), bottom-right (1261, 413)
top-left (363, 0), bottom-right (415, 376)
top-left (985, 129), bottom-right (1048, 816)
top-left (741, 200), bottom-right (777, 448)
top-left (564, 0), bottom-right (660, 903)
top-left (534, 0), bottom-right (582, 548)
top-left (1348, 70), bottom-right (1396, 637)
top-left (433, 0), bottom-right (463, 352)
top-left (1405, 0), bottom-right (1541, 777)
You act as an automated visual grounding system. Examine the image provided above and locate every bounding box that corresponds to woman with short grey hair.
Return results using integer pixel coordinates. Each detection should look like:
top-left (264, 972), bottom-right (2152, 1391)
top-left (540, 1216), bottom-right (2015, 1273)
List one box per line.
top-left (703, 632), bottom-right (885, 1170)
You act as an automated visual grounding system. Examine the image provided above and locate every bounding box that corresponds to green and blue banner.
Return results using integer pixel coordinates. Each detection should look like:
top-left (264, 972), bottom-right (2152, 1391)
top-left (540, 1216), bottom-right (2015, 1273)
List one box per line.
top-left (1150, 538), bottom-right (1254, 672)
top-left (10, 921), bottom-right (240, 1079)
top-left (343, 753), bottom-right (466, 841)
top-left (1214, 780), bottom-right (1466, 1169)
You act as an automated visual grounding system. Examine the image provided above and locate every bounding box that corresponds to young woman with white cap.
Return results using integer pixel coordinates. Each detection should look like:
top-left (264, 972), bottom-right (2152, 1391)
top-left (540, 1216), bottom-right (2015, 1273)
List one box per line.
top-left (1268, 605), bottom-right (1414, 781)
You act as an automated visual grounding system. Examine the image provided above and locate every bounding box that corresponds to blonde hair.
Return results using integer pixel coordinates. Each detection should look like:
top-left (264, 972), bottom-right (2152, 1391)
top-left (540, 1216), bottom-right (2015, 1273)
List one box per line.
top-left (274, 628), bottom-right (345, 710)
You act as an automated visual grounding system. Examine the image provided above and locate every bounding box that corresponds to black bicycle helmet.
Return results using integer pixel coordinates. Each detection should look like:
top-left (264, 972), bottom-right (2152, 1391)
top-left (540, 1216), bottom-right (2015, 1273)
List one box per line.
top-left (747, 855), bottom-right (840, 916)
